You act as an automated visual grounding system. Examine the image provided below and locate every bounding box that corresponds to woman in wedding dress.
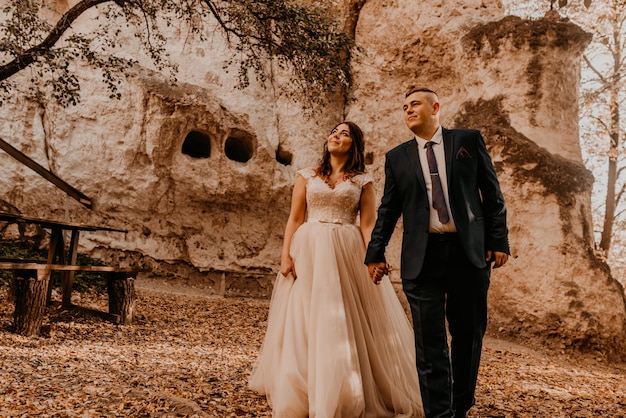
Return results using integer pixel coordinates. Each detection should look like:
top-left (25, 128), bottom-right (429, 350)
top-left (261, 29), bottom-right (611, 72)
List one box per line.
top-left (249, 122), bottom-right (424, 418)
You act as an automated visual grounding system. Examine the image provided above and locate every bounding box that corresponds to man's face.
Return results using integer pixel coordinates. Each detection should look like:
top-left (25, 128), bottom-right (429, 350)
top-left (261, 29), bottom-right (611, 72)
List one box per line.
top-left (402, 91), bottom-right (439, 133)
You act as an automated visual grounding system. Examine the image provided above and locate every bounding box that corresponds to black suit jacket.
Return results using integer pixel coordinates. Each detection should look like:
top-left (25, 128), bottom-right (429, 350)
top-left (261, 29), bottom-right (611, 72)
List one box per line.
top-left (365, 128), bottom-right (509, 280)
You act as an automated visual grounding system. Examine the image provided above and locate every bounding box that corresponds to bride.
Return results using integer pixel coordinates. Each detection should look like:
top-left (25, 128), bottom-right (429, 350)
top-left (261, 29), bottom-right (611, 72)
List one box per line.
top-left (249, 121), bottom-right (424, 417)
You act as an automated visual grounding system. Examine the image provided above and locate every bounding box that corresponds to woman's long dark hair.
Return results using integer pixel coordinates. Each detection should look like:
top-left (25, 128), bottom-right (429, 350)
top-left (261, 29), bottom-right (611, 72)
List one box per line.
top-left (315, 121), bottom-right (366, 182)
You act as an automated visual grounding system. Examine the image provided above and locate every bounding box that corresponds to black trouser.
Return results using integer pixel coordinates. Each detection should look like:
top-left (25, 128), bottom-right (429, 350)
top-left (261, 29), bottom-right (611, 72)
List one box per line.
top-left (402, 233), bottom-right (490, 418)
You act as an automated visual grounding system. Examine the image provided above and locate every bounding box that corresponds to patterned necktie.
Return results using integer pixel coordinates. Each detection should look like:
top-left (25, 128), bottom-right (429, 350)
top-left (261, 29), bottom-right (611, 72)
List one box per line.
top-left (425, 141), bottom-right (450, 224)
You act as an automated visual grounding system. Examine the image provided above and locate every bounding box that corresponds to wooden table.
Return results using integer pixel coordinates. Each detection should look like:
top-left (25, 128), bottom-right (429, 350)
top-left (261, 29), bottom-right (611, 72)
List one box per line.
top-left (0, 211), bottom-right (140, 335)
top-left (0, 211), bottom-right (127, 304)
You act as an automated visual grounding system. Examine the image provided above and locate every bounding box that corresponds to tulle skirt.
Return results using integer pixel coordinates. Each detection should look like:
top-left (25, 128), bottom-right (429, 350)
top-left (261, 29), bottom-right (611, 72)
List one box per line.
top-left (249, 221), bottom-right (423, 418)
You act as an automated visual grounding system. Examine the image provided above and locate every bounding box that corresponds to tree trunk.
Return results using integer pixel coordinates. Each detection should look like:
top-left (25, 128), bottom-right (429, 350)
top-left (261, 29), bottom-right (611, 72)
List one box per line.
top-left (107, 272), bottom-right (136, 325)
top-left (600, 145), bottom-right (617, 252)
top-left (599, 34), bottom-right (622, 254)
top-left (12, 270), bottom-right (49, 336)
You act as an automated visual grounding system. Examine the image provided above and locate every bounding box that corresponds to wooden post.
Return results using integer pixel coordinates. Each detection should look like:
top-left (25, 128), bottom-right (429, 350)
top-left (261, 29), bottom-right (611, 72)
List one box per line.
top-left (61, 229), bottom-right (80, 309)
top-left (45, 228), bottom-right (64, 305)
top-left (107, 272), bottom-right (136, 325)
top-left (13, 269), bottom-right (50, 336)
top-left (219, 271), bottom-right (226, 297)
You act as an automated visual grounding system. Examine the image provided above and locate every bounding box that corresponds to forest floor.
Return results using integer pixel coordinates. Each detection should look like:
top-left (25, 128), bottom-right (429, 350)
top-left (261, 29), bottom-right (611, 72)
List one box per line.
top-left (0, 277), bottom-right (625, 418)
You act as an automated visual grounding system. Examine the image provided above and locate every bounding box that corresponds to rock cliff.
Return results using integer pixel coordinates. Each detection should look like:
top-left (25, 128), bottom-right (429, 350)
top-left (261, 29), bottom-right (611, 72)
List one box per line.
top-left (0, 0), bottom-right (624, 358)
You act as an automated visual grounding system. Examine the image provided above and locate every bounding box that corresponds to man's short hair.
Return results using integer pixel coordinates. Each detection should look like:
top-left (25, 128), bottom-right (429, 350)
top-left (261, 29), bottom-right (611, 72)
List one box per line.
top-left (405, 86), bottom-right (438, 98)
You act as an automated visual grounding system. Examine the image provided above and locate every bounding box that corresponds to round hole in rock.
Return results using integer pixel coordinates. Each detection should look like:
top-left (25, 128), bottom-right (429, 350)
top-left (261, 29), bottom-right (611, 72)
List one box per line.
top-left (276, 144), bottom-right (293, 166)
top-left (182, 131), bottom-right (211, 158)
top-left (224, 129), bottom-right (255, 163)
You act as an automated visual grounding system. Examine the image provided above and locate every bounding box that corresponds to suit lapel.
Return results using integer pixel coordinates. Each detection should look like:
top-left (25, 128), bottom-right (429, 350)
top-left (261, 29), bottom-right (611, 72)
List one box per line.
top-left (442, 128), bottom-right (454, 187)
top-left (405, 139), bottom-right (427, 192)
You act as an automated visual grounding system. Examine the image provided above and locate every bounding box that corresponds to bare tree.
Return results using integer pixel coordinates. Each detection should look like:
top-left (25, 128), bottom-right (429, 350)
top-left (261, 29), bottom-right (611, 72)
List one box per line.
top-left (574, 1), bottom-right (626, 256)
top-left (503, 0), bottom-right (626, 261)
top-left (0, 0), bottom-right (354, 107)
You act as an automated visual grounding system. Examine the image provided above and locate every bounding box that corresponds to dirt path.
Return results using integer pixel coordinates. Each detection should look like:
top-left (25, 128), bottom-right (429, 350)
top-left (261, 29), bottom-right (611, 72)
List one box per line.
top-left (0, 282), bottom-right (624, 417)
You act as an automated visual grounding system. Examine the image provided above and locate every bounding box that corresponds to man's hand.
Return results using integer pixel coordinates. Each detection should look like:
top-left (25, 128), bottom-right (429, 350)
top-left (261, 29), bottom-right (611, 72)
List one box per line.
top-left (367, 262), bottom-right (388, 285)
top-left (486, 250), bottom-right (509, 268)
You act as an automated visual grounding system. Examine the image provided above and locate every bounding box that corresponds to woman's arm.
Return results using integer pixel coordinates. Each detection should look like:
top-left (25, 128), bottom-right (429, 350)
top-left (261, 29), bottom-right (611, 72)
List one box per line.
top-left (280, 174), bottom-right (307, 277)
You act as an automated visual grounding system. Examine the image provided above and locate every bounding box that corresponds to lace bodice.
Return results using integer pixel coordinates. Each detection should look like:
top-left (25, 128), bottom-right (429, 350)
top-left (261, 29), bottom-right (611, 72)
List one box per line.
top-left (298, 168), bottom-right (373, 225)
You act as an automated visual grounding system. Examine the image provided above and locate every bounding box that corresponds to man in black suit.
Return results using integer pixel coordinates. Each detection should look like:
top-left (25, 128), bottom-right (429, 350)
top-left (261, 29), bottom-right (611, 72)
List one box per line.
top-left (365, 87), bottom-right (509, 418)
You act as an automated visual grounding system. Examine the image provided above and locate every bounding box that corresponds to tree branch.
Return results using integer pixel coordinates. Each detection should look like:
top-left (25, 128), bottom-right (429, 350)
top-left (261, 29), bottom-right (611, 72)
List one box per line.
top-left (616, 181), bottom-right (626, 207)
top-left (583, 53), bottom-right (607, 83)
top-left (614, 204), bottom-right (626, 220)
top-left (0, 0), bottom-right (115, 81)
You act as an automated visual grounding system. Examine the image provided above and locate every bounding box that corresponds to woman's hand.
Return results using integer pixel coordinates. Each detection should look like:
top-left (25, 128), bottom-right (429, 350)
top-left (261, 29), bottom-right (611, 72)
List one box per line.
top-left (367, 262), bottom-right (388, 285)
top-left (278, 175), bottom-right (306, 280)
top-left (280, 255), bottom-right (297, 279)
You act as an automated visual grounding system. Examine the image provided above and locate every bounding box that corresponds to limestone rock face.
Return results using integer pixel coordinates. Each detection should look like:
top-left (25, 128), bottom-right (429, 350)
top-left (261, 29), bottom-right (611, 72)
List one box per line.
top-left (0, 0), bottom-right (624, 357)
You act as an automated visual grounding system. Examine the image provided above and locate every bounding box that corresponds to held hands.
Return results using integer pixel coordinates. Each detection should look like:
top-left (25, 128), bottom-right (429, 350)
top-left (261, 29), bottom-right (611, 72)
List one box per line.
top-left (367, 262), bottom-right (389, 285)
top-left (487, 250), bottom-right (509, 268)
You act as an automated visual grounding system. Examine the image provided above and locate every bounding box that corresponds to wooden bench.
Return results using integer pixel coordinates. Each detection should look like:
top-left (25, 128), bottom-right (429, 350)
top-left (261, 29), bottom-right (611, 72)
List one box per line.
top-left (0, 262), bottom-right (145, 336)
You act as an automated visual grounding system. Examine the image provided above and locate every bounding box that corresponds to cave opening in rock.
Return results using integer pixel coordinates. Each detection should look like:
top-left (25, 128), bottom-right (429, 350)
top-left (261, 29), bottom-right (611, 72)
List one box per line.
top-left (224, 129), bottom-right (255, 163)
top-left (182, 131), bottom-right (211, 159)
top-left (276, 143), bottom-right (293, 166)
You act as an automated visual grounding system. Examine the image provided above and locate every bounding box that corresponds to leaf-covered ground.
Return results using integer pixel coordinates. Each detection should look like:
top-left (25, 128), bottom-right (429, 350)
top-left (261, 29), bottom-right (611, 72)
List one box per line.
top-left (0, 279), bottom-right (625, 417)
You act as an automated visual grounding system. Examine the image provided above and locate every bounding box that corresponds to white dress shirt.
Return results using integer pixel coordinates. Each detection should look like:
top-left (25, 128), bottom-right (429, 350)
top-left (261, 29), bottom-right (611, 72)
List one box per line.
top-left (414, 126), bottom-right (458, 233)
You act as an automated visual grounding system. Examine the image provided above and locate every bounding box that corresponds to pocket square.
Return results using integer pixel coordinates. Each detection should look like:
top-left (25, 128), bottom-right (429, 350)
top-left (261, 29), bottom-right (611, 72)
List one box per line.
top-left (456, 147), bottom-right (472, 160)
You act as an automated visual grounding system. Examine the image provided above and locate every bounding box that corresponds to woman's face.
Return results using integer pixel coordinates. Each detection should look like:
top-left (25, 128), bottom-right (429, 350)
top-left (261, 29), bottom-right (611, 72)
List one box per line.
top-left (327, 123), bottom-right (353, 156)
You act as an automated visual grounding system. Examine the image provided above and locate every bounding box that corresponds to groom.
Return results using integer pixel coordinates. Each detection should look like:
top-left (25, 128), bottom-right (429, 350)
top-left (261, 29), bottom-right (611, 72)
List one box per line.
top-left (366, 87), bottom-right (509, 418)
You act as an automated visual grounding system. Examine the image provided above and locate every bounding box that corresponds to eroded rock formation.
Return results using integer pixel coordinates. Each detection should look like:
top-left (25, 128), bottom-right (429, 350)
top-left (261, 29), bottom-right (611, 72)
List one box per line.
top-left (0, 0), bottom-right (624, 358)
